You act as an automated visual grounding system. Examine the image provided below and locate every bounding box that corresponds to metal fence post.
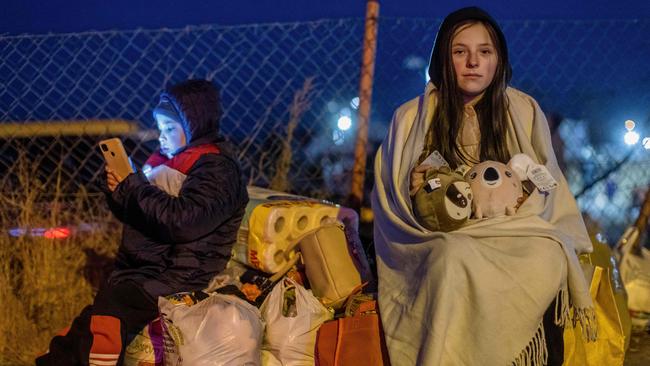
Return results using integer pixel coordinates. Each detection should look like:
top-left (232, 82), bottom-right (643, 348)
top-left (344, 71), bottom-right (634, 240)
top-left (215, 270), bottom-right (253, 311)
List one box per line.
top-left (347, 0), bottom-right (379, 211)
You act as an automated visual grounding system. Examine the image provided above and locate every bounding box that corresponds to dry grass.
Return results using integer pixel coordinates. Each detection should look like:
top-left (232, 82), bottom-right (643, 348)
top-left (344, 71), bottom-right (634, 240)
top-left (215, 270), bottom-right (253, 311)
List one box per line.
top-left (0, 155), bottom-right (119, 365)
top-left (269, 77), bottom-right (315, 192)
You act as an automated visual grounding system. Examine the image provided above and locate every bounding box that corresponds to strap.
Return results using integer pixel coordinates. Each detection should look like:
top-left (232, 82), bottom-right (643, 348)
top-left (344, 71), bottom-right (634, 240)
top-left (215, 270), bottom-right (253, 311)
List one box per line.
top-left (282, 221), bottom-right (346, 258)
top-left (270, 222), bottom-right (345, 283)
top-left (356, 300), bottom-right (377, 316)
top-left (334, 318), bottom-right (344, 366)
top-left (590, 266), bottom-right (603, 299)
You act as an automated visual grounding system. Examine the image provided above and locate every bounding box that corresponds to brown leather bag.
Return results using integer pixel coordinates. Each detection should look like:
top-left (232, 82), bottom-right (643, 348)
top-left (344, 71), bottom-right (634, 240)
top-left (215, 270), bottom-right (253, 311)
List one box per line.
top-left (314, 300), bottom-right (391, 366)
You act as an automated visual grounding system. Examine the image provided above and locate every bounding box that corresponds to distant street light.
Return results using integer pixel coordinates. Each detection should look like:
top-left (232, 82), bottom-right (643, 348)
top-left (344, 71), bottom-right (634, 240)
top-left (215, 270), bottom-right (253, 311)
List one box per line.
top-left (350, 97), bottom-right (360, 110)
top-left (623, 119), bottom-right (641, 145)
top-left (625, 130), bottom-right (640, 145)
top-left (337, 115), bottom-right (352, 131)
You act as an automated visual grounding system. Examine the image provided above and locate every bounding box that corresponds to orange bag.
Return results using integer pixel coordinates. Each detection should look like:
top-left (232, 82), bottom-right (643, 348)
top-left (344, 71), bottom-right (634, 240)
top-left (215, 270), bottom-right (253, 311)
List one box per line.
top-left (314, 300), bottom-right (391, 366)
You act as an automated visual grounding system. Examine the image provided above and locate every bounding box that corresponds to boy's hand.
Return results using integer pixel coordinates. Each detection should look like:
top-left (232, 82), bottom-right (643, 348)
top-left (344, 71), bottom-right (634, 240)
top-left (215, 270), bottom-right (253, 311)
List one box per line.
top-left (409, 164), bottom-right (432, 197)
top-left (105, 167), bottom-right (126, 192)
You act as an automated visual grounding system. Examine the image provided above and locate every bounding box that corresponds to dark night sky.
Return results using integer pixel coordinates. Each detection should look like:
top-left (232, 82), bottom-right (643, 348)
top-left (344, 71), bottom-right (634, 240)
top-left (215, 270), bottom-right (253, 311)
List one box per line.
top-left (2, 0), bottom-right (649, 35)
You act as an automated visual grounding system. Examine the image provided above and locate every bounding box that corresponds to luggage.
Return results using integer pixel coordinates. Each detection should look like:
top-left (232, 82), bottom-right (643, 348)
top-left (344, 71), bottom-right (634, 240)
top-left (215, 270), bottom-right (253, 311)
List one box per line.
top-left (232, 187), bottom-right (360, 274)
top-left (314, 298), bottom-right (390, 366)
top-left (618, 227), bottom-right (650, 330)
top-left (563, 265), bottom-right (627, 366)
top-left (294, 223), bottom-right (364, 310)
top-left (617, 187), bottom-right (650, 330)
top-left (563, 229), bottom-right (632, 366)
top-left (159, 294), bottom-right (264, 366)
top-left (260, 278), bottom-right (333, 365)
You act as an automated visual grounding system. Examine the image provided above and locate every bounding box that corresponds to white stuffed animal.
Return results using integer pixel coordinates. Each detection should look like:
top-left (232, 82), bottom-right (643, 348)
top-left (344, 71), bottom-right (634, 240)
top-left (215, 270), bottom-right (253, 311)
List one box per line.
top-left (465, 155), bottom-right (532, 219)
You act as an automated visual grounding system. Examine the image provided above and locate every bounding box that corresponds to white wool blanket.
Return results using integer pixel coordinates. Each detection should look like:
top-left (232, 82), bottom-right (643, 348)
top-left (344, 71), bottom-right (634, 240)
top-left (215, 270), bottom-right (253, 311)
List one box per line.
top-left (371, 83), bottom-right (596, 366)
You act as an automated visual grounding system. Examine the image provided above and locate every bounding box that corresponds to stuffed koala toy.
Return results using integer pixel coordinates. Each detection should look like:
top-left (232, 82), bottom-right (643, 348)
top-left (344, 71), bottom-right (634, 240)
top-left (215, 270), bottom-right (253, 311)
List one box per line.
top-left (465, 156), bottom-right (528, 219)
top-left (413, 166), bottom-right (473, 232)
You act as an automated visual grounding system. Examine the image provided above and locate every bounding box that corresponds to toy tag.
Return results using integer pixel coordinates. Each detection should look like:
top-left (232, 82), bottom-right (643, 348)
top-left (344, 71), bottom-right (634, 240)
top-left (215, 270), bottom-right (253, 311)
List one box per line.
top-left (419, 150), bottom-right (449, 170)
top-left (527, 164), bottom-right (558, 192)
top-left (424, 178), bottom-right (442, 193)
top-left (455, 164), bottom-right (471, 177)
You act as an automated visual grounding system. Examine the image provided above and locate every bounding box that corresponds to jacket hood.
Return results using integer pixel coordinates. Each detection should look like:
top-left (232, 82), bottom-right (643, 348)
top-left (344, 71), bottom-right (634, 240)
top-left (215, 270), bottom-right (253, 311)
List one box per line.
top-left (428, 6), bottom-right (512, 88)
top-left (154, 79), bottom-right (222, 147)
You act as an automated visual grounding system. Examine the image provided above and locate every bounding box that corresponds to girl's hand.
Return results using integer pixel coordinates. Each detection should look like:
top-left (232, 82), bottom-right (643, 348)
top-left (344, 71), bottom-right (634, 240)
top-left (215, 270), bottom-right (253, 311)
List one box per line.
top-left (409, 164), bottom-right (432, 197)
top-left (515, 190), bottom-right (530, 210)
top-left (105, 166), bottom-right (126, 192)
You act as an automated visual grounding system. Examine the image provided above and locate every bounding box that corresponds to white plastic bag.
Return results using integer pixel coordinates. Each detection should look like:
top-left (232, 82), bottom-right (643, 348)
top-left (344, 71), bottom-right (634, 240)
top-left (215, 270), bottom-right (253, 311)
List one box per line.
top-left (260, 278), bottom-right (333, 366)
top-left (619, 228), bottom-right (650, 328)
top-left (159, 294), bottom-right (264, 366)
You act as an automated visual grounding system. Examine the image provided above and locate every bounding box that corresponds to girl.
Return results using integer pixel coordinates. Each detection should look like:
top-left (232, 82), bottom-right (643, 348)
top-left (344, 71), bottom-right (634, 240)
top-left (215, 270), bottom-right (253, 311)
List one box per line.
top-left (372, 7), bottom-right (595, 366)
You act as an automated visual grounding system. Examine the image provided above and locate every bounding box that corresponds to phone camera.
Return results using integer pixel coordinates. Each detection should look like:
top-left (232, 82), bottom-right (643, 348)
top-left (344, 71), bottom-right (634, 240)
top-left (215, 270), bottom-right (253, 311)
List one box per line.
top-left (101, 144), bottom-right (108, 152)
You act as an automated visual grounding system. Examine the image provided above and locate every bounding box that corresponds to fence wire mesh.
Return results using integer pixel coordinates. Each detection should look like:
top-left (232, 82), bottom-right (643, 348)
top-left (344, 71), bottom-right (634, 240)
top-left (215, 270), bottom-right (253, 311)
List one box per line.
top-left (1, 17), bottom-right (649, 242)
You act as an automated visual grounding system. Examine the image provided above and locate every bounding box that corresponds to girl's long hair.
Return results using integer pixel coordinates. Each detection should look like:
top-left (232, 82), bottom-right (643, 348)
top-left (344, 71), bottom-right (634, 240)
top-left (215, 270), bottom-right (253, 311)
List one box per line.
top-left (419, 20), bottom-right (510, 168)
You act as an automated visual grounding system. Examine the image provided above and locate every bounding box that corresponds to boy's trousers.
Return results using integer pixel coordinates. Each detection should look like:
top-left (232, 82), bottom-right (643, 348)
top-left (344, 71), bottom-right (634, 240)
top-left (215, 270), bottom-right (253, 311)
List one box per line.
top-left (35, 280), bottom-right (157, 366)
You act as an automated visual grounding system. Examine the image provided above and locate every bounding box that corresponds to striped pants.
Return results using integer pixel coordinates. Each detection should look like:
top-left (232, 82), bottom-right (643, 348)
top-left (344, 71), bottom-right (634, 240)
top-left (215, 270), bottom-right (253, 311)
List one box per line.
top-left (36, 280), bottom-right (158, 366)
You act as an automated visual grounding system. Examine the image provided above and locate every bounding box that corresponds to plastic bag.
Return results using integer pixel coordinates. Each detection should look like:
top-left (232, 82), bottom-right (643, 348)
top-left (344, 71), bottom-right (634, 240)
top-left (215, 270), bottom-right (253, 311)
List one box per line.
top-left (124, 318), bottom-right (164, 366)
top-left (159, 293), bottom-right (264, 366)
top-left (260, 277), bottom-right (333, 366)
top-left (564, 266), bottom-right (627, 366)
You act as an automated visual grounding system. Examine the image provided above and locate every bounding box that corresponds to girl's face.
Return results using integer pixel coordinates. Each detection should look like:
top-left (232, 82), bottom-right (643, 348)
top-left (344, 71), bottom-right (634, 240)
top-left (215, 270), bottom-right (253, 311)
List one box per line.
top-left (156, 115), bottom-right (187, 158)
top-left (451, 23), bottom-right (498, 102)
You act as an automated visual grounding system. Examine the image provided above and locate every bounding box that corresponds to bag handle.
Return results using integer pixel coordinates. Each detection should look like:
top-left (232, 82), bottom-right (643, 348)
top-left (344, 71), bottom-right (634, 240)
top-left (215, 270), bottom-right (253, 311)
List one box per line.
top-left (282, 221), bottom-right (346, 260)
top-left (590, 266), bottom-right (603, 299)
top-left (269, 222), bottom-right (346, 284)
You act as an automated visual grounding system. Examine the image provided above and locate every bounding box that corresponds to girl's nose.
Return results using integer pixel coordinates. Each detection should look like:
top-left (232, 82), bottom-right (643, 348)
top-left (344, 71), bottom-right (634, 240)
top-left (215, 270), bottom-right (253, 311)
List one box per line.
top-left (467, 52), bottom-right (479, 68)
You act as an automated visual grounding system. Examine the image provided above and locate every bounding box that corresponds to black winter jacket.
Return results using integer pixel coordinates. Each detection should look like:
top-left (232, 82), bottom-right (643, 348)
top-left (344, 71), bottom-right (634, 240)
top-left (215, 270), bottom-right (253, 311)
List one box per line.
top-left (106, 140), bottom-right (248, 299)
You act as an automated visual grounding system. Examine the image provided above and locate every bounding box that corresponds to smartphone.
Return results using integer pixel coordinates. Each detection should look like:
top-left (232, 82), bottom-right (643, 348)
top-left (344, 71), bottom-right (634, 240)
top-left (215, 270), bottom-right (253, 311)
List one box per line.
top-left (99, 138), bottom-right (134, 177)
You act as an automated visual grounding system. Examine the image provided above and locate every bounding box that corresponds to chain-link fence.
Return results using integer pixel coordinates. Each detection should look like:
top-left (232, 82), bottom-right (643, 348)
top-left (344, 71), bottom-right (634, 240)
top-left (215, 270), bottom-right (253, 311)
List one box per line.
top-left (1, 17), bottom-right (649, 242)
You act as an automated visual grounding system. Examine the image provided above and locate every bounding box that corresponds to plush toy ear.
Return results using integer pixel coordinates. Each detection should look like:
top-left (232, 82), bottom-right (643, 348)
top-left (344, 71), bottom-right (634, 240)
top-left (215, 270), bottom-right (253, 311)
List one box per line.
top-left (507, 153), bottom-right (535, 181)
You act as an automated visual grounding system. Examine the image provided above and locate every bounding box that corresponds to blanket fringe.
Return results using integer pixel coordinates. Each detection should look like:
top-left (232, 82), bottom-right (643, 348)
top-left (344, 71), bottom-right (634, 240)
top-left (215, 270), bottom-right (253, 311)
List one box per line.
top-left (554, 286), bottom-right (570, 328)
top-left (512, 320), bottom-right (547, 366)
top-left (554, 286), bottom-right (598, 342)
top-left (572, 307), bottom-right (598, 342)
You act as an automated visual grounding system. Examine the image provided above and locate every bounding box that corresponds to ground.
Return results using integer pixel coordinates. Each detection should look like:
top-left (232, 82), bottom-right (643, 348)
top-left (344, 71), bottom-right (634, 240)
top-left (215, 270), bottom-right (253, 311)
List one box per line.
top-left (625, 330), bottom-right (650, 365)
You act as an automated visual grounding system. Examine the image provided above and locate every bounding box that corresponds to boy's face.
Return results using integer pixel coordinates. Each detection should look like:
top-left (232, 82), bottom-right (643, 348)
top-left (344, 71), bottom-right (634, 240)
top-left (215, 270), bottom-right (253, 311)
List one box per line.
top-left (156, 115), bottom-right (187, 158)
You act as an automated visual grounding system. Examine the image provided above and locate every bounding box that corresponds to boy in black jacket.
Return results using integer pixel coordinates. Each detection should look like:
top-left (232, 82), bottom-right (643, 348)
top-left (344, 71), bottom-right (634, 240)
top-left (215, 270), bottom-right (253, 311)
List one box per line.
top-left (37, 79), bottom-right (249, 366)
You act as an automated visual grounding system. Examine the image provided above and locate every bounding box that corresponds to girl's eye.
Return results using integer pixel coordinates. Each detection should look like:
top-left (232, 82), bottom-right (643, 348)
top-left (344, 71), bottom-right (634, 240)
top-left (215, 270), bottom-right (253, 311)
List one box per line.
top-left (453, 49), bottom-right (465, 55)
top-left (480, 49), bottom-right (493, 55)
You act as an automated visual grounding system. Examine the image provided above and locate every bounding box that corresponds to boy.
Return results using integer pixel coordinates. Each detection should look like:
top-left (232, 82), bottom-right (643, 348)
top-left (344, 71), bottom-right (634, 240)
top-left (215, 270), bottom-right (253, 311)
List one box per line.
top-left (37, 79), bottom-right (248, 365)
